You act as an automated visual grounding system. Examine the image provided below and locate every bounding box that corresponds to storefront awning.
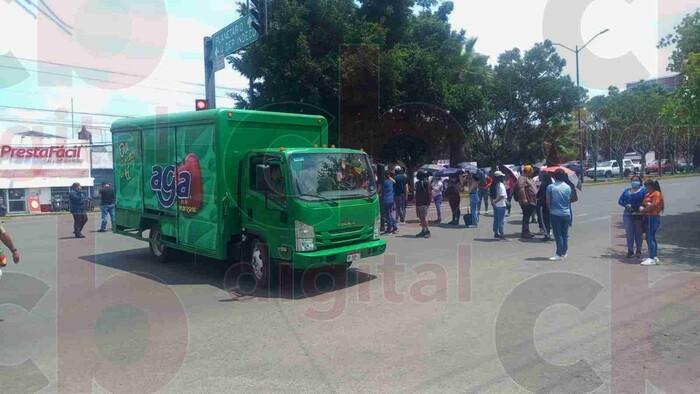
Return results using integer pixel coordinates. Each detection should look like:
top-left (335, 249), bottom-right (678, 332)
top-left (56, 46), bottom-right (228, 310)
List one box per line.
top-left (0, 177), bottom-right (94, 189)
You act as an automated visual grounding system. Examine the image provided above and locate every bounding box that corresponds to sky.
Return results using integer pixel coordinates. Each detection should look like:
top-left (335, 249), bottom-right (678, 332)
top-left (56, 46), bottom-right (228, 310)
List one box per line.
top-left (0, 0), bottom-right (697, 143)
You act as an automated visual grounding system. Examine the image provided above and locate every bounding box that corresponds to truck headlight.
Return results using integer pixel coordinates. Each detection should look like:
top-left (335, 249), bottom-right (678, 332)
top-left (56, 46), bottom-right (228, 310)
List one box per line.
top-left (295, 221), bottom-right (316, 252)
top-left (373, 214), bottom-right (381, 240)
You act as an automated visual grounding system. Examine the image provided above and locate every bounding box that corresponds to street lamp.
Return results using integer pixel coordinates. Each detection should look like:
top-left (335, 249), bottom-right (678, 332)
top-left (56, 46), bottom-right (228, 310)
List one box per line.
top-left (552, 28), bottom-right (610, 185)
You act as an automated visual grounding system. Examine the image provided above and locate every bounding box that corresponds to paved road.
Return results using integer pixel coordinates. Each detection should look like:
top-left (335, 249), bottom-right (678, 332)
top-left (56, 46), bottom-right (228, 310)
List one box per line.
top-left (1, 177), bottom-right (699, 393)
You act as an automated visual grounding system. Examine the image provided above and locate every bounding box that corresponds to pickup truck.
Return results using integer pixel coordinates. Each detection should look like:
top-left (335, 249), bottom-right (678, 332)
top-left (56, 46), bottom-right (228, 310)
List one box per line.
top-left (586, 159), bottom-right (635, 178)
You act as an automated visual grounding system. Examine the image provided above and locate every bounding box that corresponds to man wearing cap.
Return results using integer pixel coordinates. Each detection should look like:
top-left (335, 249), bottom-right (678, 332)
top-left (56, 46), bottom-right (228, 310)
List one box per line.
top-left (516, 165), bottom-right (538, 238)
top-left (393, 166), bottom-right (409, 224)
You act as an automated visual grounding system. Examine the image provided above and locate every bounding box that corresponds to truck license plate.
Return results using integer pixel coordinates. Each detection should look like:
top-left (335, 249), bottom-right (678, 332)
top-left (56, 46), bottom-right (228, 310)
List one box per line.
top-left (346, 252), bottom-right (361, 263)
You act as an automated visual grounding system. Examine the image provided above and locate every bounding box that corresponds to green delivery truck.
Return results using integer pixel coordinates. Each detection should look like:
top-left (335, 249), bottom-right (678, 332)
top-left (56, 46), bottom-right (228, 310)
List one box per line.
top-left (110, 109), bottom-right (386, 286)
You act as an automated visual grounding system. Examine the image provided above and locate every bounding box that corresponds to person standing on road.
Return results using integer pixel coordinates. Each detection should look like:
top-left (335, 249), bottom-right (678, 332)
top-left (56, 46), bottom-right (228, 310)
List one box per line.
top-left (516, 165), bottom-right (538, 238)
top-left (445, 175), bottom-right (462, 225)
top-left (97, 182), bottom-right (116, 233)
top-left (618, 175), bottom-right (646, 259)
top-left (536, 172), bottom-right (553, 242)
top-left (479, 174), bottom-right (492, 214)
top-left (69, 182), bottom-right (88, 238)
top-left (414, 170), bottom-right (433, 238)
top-left (464, 172), bottom-right (479, 228)
top-left (547, 169), bottom-right (573, 261)
top-left (505, 173), bottom-right (515, 217)
top-left (430, 175), bottom-right (444, 223)
top-left (393, 166), bottom-right (409, 224)
top-left (490, 171), bottom-right (508, 240)
top-left (639, 179), bottom-right (665, 266)
top-left (0, 221), bottom-right (20, 276)
top-left (380, 171), bottom-right (398, 234)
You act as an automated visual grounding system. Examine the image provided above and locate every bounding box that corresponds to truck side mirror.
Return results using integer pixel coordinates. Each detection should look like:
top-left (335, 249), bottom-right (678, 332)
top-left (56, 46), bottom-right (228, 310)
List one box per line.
top-left (256, 164), bottom-right (271, 191)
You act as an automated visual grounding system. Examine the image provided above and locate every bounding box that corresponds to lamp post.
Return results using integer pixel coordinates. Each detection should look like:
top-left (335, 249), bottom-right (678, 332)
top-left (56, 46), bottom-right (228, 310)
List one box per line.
top-left (552, 29), bottom-right (609, 185)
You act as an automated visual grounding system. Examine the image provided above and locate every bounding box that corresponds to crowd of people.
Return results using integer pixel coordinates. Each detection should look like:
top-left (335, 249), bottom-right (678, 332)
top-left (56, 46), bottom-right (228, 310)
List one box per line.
top-left (379, 164), bottom-right (667, 265)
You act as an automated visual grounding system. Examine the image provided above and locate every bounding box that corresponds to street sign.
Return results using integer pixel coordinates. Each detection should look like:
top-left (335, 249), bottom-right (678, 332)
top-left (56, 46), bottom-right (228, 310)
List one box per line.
top-left (211, 16), bottom-right (259, 71)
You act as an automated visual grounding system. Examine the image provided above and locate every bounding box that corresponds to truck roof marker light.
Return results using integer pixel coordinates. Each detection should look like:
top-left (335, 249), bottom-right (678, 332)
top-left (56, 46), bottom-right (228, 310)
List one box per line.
top-left (330, 144), bottom-right (336, 148)
top-left (360, 148), bottom-right (365, 152)
top-left (317, 119), bottom-right (322, 124)
top-left (279, 147), bottom-right (285, 152)
top-left (322, 144), bottom-right (327, 148)
top-left (227, 112), bottom-right (233, 118)
top-left (313, 144), bottom-right (318, 148)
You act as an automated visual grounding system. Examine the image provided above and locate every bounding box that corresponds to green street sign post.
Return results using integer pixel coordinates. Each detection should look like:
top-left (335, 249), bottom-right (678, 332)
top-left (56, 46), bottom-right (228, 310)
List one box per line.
top-left (203, 1), bottom-right (268, 109)
top-left (212, 16), bottom-right (259, 72)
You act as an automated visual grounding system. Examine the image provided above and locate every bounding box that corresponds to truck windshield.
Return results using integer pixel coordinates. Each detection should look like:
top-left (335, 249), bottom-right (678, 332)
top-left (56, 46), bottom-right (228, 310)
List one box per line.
top-left (289, 152), bottom-right (377, 201)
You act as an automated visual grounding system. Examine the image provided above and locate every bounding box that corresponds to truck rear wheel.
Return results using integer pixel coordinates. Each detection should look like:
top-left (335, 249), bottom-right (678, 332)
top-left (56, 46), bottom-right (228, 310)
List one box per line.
top-left (149, 224), bottom-right (169, 262)
top-left (250, 239), bottom-right (275, 289)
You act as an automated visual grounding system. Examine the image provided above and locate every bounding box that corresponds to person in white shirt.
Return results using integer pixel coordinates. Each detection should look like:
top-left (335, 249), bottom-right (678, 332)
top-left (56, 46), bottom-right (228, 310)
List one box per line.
top-left (430, 176), bottom-right (444, 223)
top-left (491, 171), bottom-right (508, 240)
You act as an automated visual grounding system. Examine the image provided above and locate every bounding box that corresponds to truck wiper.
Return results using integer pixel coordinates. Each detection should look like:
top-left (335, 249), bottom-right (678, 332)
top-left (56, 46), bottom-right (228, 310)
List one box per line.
top-left (298, 193), bottom-right (338, 206)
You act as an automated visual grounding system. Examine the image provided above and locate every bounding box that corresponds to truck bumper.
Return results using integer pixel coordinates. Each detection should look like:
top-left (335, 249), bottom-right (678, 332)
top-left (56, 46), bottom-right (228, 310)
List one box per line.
top-left (292, 239), bottom-right (387, 270)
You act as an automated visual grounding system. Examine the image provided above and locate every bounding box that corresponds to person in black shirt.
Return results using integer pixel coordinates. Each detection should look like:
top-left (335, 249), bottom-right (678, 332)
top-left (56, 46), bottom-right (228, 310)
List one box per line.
top-left (98, 182), bottom-right (116, 232)
top-left (414, 170), bottom-right (433, 238)
top-left (392, 166), bottom-right (409, 224)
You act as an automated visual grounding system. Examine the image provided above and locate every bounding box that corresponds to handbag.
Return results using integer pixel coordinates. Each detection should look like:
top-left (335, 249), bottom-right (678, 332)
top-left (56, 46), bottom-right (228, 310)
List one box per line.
top-left (463, 206), bottom-right (473, 226)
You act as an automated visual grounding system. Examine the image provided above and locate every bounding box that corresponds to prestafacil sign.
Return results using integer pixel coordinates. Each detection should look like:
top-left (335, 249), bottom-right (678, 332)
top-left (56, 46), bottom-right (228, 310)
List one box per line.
top-left (0, 145), bottom-right (83, 161)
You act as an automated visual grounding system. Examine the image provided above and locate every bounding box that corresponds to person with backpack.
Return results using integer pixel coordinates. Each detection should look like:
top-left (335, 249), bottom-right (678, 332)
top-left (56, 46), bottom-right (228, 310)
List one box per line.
top-left (490, 171), bottom-right (508, 240)
top-left (414, 170), bottom-right (433, 238)
top-left (478, 174), bottom-right (492, 214)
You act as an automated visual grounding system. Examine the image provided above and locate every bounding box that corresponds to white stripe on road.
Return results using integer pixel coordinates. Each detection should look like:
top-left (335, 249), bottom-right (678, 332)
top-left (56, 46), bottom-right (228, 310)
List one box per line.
top-left (578, 215), bottom-right (611, 224)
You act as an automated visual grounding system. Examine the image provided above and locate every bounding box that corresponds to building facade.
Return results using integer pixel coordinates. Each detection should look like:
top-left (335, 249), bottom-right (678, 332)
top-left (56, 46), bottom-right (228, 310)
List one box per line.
top-left (0, 137), bottom-right (94, 215)
top-left (626, 74), bottom-right (683, 91)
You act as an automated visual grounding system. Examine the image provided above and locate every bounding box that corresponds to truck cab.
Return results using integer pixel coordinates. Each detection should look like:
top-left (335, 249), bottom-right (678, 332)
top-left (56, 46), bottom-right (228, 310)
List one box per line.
top-left (240, 147), bottom-right (385, 284)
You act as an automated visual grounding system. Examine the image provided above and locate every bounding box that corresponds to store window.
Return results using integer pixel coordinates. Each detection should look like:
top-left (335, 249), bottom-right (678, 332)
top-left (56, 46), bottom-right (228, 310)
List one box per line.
top-left (8, 189), bottom-right (27, 213)
top-left (51, 187), bottom-right (70, 201)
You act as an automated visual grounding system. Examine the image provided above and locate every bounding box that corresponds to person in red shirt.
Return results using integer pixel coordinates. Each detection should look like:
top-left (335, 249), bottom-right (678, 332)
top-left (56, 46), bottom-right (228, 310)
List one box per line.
top-left (478, 174), bottom-right (493, 214)
top-left (639, 179), bottom-right (664, 266)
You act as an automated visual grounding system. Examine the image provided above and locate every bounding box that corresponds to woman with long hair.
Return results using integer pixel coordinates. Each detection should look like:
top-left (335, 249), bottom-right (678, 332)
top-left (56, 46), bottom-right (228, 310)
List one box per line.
top-left (639, 179), bottom-right (665, 266)
top-left (618, 175), bottom-right (645, 259)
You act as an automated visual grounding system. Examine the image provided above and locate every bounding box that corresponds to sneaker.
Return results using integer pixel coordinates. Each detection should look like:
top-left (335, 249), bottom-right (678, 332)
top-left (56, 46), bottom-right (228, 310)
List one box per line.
top-left (562, 254), bottom-right (568, 259)
top-left (635, 252), bottom-right (642, 259)
top-left (494, 233), bottom-right (500, 239)
top-left (542, 235), bottom-right (551, 242)
top-left (499, 235), bottom-right (508, 241)
top-left (640, 258), bottom-right (657, 266)
top-left (415, 231), bottom-right (426, 238)
top-left (98, 229), bottom-right (107, 233)
top-left (626, 251), bottom-right (635, 258)
top-left (521, 232), bottom-right (535, 239)
top-left (548, 255), bottom-right (563, 261)
top-left (423, 231), bottom-right (431, 239)
top-left (391, 227), bottom-right (399, 234)
top-left (400, 221), bottom-right (406, 225)
top-left (653, 257), bottom-right (660, 264)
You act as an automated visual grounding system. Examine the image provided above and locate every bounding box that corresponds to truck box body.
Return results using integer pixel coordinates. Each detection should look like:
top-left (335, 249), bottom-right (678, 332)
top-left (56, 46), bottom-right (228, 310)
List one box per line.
top-left (111, 109), bottom-right (385, 269)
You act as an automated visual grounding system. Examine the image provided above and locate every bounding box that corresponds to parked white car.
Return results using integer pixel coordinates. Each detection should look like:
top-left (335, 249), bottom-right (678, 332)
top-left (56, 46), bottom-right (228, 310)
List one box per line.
top-left (586, 159), bottom-right (635, 178)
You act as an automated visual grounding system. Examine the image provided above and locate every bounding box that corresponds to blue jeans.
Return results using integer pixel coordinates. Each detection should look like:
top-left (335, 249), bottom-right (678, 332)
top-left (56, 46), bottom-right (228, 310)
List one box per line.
top-left (493, 206), bottom-right (506, 235)
top-left (551, 214), bottom-right (571, 257)
top-left (469, 193), bottom-right (480, 226)
top-left (647, 216), bottom-right (661, 259)
top-left (394, 194), bottom-right (407, 222)
top-left (623, 214), bottom-right (643, 254)
top-left (381, 201), bottom-right (396, 230)
top-left (478, 189), bottom-right (489, 211)
top-left (101, 204), bottom-right (115, 230)
top-left (433, 194), bottom-right (443, 221)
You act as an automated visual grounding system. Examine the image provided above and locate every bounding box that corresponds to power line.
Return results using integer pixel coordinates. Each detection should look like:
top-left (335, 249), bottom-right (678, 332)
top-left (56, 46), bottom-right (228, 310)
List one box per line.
top-left (37, 0), bottom-right (73, 29)
top-left (0, 88), bottom-right (194, 109)
top-left (0, 117), bottom-right (114, 129)
top-left (0, 64), bottom-right (237, 99)
top-left (19, 0), bottom-right (71, 35)
top-left (0, 53), bottom-right (246, 92)
top-left (0, 105), bottom-right (134, 118)
top-left (14, 0), bottom-right (37, 19)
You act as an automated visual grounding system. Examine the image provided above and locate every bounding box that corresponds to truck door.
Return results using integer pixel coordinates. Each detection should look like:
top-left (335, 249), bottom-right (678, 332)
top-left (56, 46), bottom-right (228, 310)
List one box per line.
top-left (242, 154), bottom-right (292, 255)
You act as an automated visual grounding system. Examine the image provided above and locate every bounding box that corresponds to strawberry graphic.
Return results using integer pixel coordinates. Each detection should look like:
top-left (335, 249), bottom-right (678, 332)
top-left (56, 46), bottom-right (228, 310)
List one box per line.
top-left (177, 153), bottom-right (203, 216)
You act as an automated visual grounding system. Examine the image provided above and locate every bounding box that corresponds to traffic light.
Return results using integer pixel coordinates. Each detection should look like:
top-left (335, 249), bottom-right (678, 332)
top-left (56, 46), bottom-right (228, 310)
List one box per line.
top-left (249, 0), bottom-right (267, 36)
top-left (195, 99), bottom-right (208, 111)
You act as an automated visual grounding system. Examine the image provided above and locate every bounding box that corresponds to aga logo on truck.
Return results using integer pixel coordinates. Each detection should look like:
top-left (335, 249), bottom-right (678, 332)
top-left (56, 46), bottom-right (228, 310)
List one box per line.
top-left (150, 153), bottom-right (204, 216)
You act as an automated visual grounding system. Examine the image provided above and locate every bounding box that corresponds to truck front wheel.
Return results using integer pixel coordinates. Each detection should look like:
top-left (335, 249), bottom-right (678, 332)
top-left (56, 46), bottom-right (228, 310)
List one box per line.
top-left (149, 224), bottom-right (169, 262)
top-left (250, 239), bottom-right (275, 289)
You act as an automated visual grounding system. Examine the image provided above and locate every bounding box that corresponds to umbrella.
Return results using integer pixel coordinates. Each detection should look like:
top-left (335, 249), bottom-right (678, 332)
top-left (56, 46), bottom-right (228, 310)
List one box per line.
top-left (434, 168), bottom-right (465, 177)
top-left (498, 164), bottom-right (518, 180)
top-left (456, 162), bottom-right (485, 179)
top-left (540, 166), bottom-right (581, 190)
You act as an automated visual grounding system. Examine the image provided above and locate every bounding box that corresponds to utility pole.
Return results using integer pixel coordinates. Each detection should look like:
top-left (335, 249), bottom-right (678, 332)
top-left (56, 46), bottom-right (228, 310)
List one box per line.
top-left (552, 28), bottom-right (610, 186)
top-left (71, 97), bottom-right (75, 139)
top-left (203, 37), bottom-right (216, 109)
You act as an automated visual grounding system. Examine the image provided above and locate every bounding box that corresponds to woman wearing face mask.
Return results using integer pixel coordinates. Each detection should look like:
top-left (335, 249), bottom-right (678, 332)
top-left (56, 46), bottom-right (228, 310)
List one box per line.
top-left (618, 175), bottom-right (646, 259)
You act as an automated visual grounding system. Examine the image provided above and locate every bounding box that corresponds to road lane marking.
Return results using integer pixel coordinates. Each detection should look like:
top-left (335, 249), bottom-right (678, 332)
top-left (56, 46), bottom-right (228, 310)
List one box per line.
top-left (578, 215), bottom-right (611, 224)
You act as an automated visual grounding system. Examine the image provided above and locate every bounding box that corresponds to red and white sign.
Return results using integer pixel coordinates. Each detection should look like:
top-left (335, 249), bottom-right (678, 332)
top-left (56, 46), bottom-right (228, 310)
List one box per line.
top-left (0, 145), bottom-right (83, 162)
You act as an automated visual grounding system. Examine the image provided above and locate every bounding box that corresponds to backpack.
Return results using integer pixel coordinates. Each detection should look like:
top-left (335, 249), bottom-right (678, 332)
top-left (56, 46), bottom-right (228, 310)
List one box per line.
top-left (489, 182), bottom-right (498, 201)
